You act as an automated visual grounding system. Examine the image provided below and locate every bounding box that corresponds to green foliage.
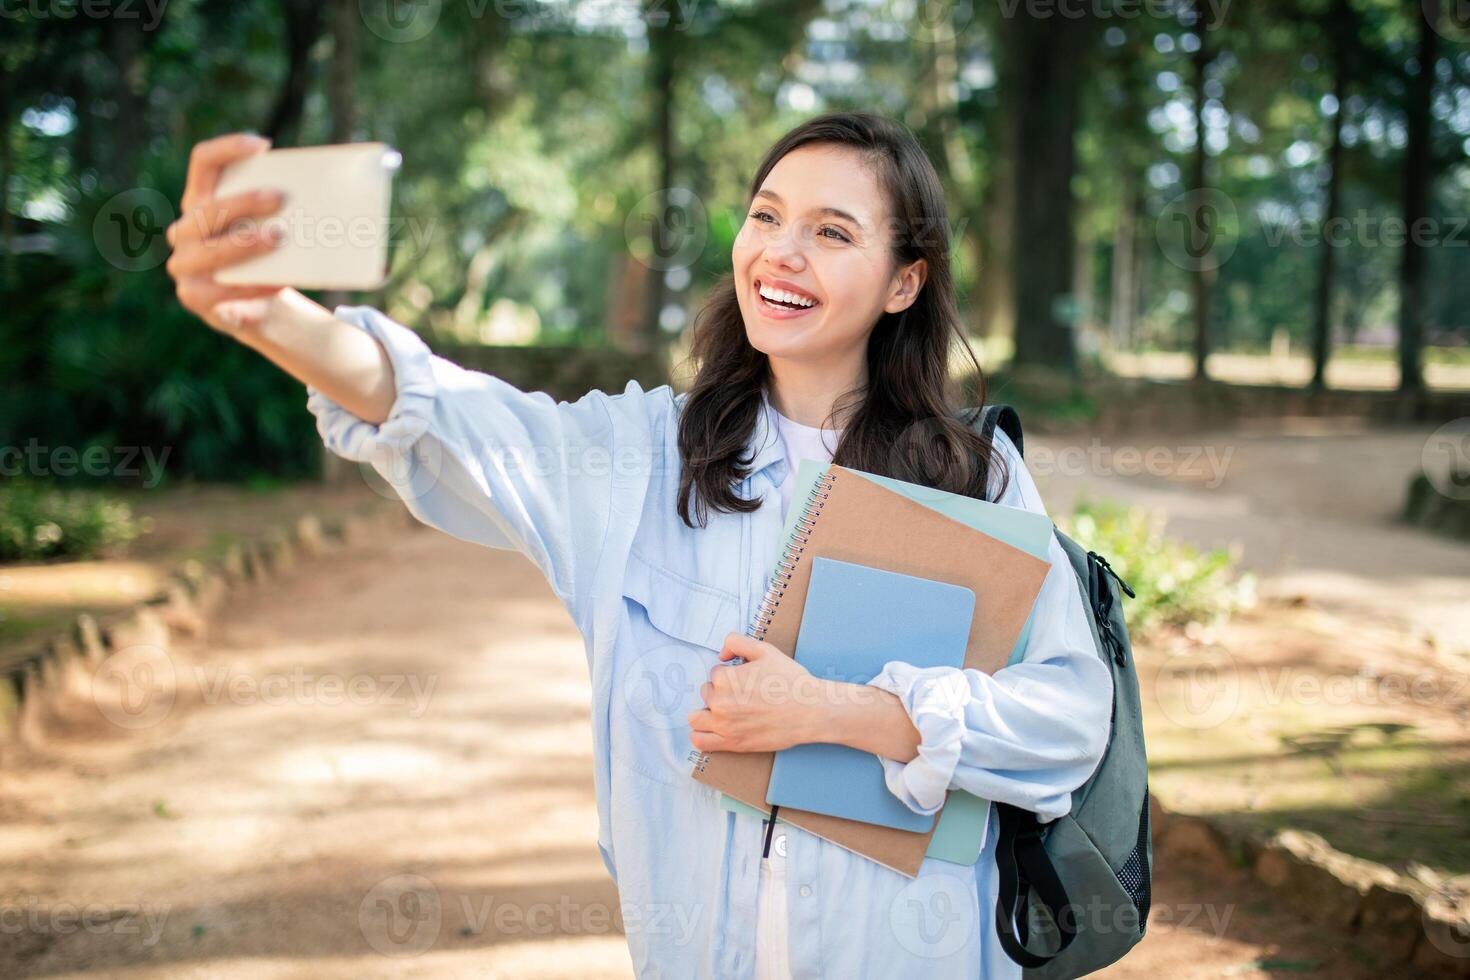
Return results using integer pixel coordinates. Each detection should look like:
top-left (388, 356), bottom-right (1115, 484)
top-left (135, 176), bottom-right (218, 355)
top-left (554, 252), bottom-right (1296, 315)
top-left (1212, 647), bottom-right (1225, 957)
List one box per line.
top-left (1058, 496), bottom-right (1256, 636)
top-left (0, 480), bottom-right (146, 562)
top-left (0, 177), bottom-right (323, 484)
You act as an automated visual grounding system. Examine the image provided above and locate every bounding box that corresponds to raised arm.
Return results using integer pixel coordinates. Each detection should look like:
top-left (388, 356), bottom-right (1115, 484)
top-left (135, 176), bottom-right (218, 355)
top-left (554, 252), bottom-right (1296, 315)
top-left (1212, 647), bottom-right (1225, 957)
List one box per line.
top-left (165, 132), bottom-right (398, 425)
top-left (165, 132), bottom-right (666, 634)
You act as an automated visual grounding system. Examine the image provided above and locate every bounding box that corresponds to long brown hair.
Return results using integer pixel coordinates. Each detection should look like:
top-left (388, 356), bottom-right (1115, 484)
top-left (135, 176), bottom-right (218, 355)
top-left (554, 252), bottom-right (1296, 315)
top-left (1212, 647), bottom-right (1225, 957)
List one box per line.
top-left (675, 110), bottom-right (1010, 529)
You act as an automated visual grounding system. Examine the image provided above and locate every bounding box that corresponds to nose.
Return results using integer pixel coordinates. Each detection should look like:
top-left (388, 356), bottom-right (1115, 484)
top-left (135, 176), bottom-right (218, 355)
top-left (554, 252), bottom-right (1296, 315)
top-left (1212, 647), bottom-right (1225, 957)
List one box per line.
top-left (763, 226), bottom-right (809, 272)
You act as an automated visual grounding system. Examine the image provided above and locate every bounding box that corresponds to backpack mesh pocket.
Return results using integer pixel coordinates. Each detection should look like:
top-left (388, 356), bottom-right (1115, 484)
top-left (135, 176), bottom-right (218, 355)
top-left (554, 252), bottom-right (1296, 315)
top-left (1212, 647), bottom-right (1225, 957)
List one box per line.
top-left (1114, 785), bottom-right (1153, 933)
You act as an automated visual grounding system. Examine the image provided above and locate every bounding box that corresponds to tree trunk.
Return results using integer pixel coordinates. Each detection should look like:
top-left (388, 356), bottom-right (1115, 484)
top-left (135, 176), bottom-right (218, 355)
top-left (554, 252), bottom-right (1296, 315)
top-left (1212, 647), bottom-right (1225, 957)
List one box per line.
top-left (1397, 0), bottom-right (1437, 395)
top-left (640, 8), bottom-right (677, 355)
top-left (1190, 18), bottom-right (1215, 383)
top-left (1006, 10), bottom-right (1093, 374)
top-left (106, 16), bottom-right (146, 188)
top-left (0, 78), bottom-right (13, 290)
top-left (265, 0), bottom-right (324, 147)
top-left (1311, 0), bottom-right (1349, 392)
top-left (977, 90), bottom-right (1015, 343)
top-left (1109, 167), bottom-right (1140, 353)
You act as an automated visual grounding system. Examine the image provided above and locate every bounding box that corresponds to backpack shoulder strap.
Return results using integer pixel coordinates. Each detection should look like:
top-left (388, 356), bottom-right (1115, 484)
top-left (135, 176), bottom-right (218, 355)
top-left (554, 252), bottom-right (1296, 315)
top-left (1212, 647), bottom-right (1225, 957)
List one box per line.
top-left (977, 404), bottom-right (1025, 459)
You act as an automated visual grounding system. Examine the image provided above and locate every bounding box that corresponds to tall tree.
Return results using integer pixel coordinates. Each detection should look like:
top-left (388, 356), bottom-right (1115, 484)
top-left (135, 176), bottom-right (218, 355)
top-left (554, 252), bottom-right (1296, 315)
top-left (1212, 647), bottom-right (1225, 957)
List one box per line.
top-left (639, 6), bottom-right (680, 353)
top-left (1396, 0), bottom-right (1438, 395)
top-left (1188, 2), bottom-right (1219, 383)
top-left (1310, 0), bottom-right (1353, 391)
top-left (264, 0), bottom-right (325, 146)
top-left (1006, 8), bottom-right (1098, 374)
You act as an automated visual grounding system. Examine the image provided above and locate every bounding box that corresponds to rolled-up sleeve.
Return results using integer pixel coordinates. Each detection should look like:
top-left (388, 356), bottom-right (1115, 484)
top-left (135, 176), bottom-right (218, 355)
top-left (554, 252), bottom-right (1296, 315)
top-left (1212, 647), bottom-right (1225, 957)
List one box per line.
top-left (304, 304), bottom-right (659, 631)
top-left (864, 429), bottom-right (1113, 824)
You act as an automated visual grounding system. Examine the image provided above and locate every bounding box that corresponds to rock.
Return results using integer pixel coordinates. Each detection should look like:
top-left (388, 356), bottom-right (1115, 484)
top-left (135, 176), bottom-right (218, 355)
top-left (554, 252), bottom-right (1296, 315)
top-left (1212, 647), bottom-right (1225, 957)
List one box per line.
top-left (105, 605), bottom-right (171, 654)
top-left (1252, 829), bottom-right (1397, 930)
top-left (1414, 889), bottom-right (1470, 977)
top-left (75, 613), bottom-right (106, 666)
top-left (1360, 881), bottom-right (1431, 963)
top-left (294, 514), bottom-right (326, 557)
top-left (1159, 816), bottom-right (1234, 875)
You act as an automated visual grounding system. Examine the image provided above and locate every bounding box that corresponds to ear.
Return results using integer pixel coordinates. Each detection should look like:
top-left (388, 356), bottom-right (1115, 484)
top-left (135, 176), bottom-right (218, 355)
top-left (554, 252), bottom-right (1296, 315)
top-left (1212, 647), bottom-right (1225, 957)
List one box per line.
top-left (883, 258), bottom-right (928, 314)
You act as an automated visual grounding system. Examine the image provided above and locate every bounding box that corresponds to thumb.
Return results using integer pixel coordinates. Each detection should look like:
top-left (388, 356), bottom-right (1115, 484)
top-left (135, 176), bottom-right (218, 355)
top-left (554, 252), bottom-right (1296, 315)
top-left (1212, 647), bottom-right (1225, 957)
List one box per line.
top-left (719, 632), bottom-right (765, 661)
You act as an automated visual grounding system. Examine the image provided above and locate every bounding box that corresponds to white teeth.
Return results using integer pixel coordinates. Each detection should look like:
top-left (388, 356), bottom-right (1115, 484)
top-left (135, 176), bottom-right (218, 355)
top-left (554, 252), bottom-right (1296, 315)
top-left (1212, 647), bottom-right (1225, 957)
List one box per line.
top-left (758, 282), bottom-right (816, 307)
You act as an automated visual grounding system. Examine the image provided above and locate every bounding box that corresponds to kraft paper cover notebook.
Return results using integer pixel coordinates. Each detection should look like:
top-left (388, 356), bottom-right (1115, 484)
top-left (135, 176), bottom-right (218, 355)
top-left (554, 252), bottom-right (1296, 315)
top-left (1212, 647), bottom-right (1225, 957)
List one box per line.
top-left (689, 462), bottom-right (1051, 877)
top-left (765, 556), bottom-right (975, 832)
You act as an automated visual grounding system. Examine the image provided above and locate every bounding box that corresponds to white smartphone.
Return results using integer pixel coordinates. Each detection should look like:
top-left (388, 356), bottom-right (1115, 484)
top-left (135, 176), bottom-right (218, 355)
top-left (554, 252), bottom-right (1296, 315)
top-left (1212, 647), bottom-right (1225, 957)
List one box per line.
top-left (213, 142), bottom-right (401, 290)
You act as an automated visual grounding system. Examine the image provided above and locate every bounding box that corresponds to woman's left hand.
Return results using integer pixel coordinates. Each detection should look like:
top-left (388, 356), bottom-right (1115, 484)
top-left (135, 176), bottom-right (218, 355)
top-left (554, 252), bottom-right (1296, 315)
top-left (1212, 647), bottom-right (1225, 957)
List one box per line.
top-left (687, 632), bottom-right (830, 754)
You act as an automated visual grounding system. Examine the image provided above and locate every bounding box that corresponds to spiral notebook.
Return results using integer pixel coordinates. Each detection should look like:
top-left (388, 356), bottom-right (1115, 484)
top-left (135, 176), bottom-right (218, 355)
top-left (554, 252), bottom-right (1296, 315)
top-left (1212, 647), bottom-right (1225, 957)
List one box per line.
top-left (688, 461), bottom-right (1053, 877)
top-left (765, 556), bottom-right (976, 832)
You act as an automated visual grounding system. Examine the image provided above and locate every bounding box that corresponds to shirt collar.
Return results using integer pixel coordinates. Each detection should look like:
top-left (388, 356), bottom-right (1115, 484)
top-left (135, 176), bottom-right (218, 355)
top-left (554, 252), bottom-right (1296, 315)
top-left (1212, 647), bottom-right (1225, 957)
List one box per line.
top-left (749, 389), bottom-right (788, 485)
top-left (673, 389), bottom-right (788, 487)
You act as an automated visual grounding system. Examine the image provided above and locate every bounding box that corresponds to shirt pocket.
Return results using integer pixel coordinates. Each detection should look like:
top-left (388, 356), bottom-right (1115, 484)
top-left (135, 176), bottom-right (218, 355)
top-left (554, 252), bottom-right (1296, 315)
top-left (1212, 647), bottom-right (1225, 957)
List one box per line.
top-left (610, 547), bottom-right (742, 788)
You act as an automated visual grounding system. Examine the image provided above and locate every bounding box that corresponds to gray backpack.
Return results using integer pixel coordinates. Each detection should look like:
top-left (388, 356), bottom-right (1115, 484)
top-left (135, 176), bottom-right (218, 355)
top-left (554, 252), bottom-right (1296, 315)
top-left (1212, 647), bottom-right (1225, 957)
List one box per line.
top-left (972, 404), bottom-right (1153, 978)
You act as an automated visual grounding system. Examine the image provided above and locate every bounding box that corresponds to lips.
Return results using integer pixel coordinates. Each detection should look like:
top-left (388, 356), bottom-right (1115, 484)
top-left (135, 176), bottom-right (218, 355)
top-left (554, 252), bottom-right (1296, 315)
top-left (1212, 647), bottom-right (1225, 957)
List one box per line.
top-left (753, 277), bottom-right (821, 320)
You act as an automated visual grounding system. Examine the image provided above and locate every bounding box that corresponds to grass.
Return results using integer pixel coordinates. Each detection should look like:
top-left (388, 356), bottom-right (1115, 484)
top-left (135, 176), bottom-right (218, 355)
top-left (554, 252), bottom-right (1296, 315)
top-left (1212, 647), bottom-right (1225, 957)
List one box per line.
top-left (1142, 611), bottom-right (1470, 878)
top-left (0, 479), bottom-right (389, 658)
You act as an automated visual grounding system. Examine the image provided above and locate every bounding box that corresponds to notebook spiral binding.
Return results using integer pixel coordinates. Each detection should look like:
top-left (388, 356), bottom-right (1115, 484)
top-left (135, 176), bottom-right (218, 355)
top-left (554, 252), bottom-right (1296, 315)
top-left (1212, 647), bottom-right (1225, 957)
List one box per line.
top-left (686, 467), bottom-right (841, 776)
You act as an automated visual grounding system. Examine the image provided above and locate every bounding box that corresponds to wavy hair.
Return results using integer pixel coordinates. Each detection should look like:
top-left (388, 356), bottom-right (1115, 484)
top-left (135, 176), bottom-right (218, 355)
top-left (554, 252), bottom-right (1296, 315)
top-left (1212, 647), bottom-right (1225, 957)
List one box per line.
top-left (675, 110), bottom-right (1010, 529)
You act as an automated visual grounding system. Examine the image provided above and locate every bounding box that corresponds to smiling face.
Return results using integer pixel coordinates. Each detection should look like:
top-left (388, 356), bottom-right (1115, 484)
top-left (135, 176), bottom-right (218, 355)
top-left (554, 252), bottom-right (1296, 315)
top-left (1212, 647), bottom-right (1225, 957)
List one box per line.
top-left (732, 144), bottom-right (925, 371)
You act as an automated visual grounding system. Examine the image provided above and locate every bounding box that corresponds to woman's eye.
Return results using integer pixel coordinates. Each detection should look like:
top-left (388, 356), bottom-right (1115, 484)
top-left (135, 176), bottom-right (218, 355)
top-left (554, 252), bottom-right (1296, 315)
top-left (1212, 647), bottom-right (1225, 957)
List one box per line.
top-left (820, 226), bottom-right (850, 242)
top-left (749, 210), bottom-right (775, 224)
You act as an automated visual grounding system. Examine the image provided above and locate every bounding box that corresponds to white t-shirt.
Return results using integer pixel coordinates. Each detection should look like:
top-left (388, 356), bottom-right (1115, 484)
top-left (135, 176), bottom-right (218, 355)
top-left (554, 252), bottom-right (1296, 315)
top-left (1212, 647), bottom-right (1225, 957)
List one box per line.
top-left (755, 392), bottom-right (843, 980)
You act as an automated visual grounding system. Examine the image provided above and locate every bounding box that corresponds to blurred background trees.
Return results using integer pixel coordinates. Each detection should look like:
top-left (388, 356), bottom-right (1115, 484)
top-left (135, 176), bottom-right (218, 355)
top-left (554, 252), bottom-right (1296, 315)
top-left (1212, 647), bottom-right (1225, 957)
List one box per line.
top-left (1, 0), bottom-right (1466, 482)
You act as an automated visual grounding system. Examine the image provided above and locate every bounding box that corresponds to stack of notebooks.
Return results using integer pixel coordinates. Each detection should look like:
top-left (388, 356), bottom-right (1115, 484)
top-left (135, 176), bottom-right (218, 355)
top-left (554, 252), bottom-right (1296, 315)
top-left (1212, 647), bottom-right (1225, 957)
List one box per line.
top-left (688, 458), bottom-right (1055, 878)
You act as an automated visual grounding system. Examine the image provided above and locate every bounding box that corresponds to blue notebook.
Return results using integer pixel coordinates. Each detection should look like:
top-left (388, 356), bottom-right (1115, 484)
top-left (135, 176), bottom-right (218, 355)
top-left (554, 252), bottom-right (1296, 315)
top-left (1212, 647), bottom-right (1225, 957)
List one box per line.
top-left (764, 556), bottom-right (976, 833)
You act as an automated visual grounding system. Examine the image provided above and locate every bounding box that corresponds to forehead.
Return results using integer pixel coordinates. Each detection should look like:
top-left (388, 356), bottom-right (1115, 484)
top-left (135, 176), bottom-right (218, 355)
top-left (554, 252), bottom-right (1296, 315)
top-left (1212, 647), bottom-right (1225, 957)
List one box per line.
top-left (757, 145), bottom-right (885, 225)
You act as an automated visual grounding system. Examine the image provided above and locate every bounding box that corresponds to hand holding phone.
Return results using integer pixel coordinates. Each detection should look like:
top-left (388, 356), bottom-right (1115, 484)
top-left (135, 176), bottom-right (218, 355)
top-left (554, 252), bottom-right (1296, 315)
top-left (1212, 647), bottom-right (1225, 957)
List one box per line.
top-left (166, 132), bottom-right (291, 335)
top-left (213, 141), bottom-right (401, 290)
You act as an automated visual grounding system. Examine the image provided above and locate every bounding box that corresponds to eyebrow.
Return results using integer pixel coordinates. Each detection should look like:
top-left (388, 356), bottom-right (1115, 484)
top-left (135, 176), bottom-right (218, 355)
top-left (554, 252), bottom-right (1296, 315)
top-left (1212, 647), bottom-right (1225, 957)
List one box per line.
top-left (753, 189), bottom-right (867, 233)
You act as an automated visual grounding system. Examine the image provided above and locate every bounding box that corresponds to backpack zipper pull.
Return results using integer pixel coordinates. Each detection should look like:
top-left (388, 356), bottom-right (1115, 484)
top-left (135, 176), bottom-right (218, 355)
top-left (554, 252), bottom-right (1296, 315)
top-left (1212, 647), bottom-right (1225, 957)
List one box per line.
top-left (1092, 553), bottom-right (1136, 599)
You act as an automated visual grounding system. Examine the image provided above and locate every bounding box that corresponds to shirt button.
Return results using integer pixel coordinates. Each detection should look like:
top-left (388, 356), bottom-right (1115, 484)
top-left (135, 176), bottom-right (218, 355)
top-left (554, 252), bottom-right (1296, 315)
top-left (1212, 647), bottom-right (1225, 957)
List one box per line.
top-left (799, 885), bottom-right (812, 898)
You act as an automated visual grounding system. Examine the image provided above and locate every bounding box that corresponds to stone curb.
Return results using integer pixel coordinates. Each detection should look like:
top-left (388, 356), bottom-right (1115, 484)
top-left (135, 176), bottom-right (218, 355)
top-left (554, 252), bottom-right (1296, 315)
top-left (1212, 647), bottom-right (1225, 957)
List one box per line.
top-left (1, 501), bottom-right (418, 742)
top-left (1152, 795), bottom-right (1470, 976)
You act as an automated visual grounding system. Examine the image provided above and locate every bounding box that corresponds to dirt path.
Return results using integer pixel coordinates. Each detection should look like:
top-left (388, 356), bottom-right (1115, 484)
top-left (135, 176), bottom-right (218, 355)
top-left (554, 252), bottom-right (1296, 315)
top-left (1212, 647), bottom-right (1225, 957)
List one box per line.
top-left (1030, 417), bottom-right (1470, 660)
top-left (0, 522), bottom-right (1399, 978)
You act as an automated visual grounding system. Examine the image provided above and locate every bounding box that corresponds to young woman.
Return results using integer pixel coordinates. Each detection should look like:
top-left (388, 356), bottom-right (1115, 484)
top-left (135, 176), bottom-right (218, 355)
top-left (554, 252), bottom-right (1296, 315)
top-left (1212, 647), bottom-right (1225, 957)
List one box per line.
top-left (166, 112), bottom-right (1112, 978)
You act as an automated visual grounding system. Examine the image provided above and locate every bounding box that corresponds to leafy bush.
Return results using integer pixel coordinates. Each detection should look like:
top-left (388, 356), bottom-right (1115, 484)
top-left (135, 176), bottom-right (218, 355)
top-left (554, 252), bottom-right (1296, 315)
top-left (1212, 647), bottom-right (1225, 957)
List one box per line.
top-left (1057, 496), bottom-right (1255, 637)
top-left (0, 481), bottom-right (146, 562)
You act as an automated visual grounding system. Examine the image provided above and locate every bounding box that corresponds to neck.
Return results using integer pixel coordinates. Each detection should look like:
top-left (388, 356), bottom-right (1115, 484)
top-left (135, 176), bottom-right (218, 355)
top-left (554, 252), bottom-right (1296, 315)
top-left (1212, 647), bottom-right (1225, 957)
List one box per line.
top-left (766, 350), bottom-right (866, 430)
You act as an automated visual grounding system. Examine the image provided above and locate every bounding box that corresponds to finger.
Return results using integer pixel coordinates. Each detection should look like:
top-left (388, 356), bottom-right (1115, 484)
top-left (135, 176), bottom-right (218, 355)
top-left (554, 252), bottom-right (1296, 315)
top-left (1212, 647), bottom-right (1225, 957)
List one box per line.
top-left (720, 632), bottom-right (762, 660)
top-left (689, 730), bottom-right (731, 753)
top-left (687, 707), bottom-right (715, 731)
top-left (182, 132), bottom-right (272, 212)
top-left (166, 225), bottom-right (282, 278)
top-left (699, 681), bottom-right (712, 704)
top-left (174, 277), bottom-right (284, 313)
top-left (168, 189), bottom-right (286, 248)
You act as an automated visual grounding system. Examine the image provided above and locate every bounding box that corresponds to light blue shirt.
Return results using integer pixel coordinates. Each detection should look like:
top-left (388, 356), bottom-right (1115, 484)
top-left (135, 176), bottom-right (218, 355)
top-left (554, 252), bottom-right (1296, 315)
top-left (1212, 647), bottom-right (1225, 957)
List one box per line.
top-left (306, 305), bottom-right (1114, 979)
